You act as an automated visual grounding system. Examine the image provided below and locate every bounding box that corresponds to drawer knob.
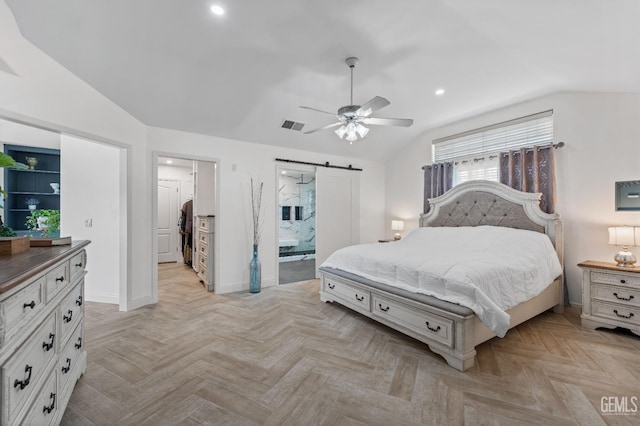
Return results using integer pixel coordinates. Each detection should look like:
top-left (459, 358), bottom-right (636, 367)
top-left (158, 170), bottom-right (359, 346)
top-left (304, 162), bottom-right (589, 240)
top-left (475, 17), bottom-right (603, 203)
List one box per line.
top-left (13, 365), bottom-right (32, 390)
top-left (55, 276), bottom-right (65, 283)
top-left (42, 333), bottom-right (55, 352)
top-left (75, 262), bottom-right (83, 268)
top-left (76, 295), bottom-right (83, 306)
top-left (355, 294), bottom-right (364, 302)
top-left (378, 303), bottom-right (390, 312)
top-left (43, 393), bottom-right (56, 414)
top-left (75, 337), bottom-right (83, 349)
top-left (23, 300), bottom-right (36, 311)
top-left (63, 309), bottom-right (73, 323)
top-left (425, 321), bottom-right (441, 333)
top-left (61, 358), bottom-right (71, 374)
top-left (613, 292), bottom-right (634, 301)
top-left (613, 309), bottom-right (634, 319)
top-left (621, 279), bottom-right (626, 284)
top-left (327, 283), bottom-right (335, 290)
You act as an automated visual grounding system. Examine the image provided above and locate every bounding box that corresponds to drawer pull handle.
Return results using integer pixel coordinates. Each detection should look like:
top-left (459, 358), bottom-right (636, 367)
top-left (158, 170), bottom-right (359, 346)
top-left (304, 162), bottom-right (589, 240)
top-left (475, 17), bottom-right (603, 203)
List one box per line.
top-left (61, 358), bottom-right (71, 374)
top-left (23, 300), bottom-right (36, 310)
top-left (43, 392), bottom-right (56, 414)
top-left (613, 310), bottom-right (634, 319)
top-left (43, 333), bottom-right (55, 351)
top-left (75, 337), bottom-right (83, 349)
top-left (355, 294), bottom-right (364, 302)
top-left (621, 279), bottom-right (626, 284)
top-left (613, 292), bottom-right (634, 301)
top-left (13, 365), bottom-right (32, 390)
top-left (76, 295), bottom-right (83, 306)
top-left (425, 321), bottom-right (441, 333)
top-left (378, 303), bottom-right (390, 312)
top-left (56, 276), bottom-right (65, 282)
top-left (327, 283), bottom-right (335, 289)
top-left (63, 310), bottom-right (73, 323)
top-left (75, 262), bottom-right (83, 267)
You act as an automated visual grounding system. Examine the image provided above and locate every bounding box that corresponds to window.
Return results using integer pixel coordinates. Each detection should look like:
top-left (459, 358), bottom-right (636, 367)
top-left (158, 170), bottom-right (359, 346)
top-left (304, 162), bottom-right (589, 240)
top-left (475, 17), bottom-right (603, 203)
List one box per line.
top-left (433, 110), bottom-right (553, 185)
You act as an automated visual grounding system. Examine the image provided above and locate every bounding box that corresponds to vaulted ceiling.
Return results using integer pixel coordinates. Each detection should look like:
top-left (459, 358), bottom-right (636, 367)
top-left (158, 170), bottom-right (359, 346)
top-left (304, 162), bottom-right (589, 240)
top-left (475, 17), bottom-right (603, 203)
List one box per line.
top-left (6, 0), bottom-right (640, 161)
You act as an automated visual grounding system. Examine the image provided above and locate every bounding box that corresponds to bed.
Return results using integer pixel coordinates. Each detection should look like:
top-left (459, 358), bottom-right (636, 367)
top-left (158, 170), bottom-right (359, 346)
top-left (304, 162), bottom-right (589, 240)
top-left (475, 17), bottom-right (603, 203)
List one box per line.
top-left (318, 180), bottom-right (563, 371)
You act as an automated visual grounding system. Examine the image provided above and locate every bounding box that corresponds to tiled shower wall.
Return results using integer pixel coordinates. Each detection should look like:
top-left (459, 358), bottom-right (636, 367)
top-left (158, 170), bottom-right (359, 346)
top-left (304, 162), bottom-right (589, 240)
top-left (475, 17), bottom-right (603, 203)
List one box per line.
top-left (278, 173), bottom-right (315, 255)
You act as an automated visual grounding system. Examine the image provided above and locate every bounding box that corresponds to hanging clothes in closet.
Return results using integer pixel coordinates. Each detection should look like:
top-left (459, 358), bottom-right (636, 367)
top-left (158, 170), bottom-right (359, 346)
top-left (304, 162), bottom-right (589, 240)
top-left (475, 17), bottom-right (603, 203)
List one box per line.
top-left (179, 199), bottom-right (193, 266)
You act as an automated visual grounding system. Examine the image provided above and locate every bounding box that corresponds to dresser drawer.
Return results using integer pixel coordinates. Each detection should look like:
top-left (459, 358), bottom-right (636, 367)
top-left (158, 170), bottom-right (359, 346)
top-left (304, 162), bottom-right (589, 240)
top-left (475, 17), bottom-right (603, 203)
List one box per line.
top-left (2, 277), bottom-right (44, 333)
top-left (2, 313), bottom-right (57, 424)
top-left (198, 232), bottom-right (209, 245)
top-left (58, 323), bottom-right (83, 392)
top-left (323, 278), bottom-right (370, 311)
top-left (69, 250), bottom-right (86, 283)
top-left (198, 240), bottom-right (208, 256)
top-left (59, 283), bottom-right (83, 344)
top-left (372, 295), bottom-right (454, 348)
top-left (591, 301), bottom-right (640, 327)
top-left (591, 284), bottom-right (640, 308)
top-left (45, 263), bottom-right (70, 301)
top-left (591, 271), bottom-right (640, 288)
top-left (20, 369), bottom-right (57, 426)
top-left (198, 217), bottom-right (213, 232)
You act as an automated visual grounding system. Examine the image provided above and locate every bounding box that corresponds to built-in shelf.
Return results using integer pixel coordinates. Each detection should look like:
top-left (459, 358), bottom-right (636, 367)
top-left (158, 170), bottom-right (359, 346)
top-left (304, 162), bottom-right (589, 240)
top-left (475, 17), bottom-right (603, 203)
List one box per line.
top-left (3, 144), bottom-right (60, 232)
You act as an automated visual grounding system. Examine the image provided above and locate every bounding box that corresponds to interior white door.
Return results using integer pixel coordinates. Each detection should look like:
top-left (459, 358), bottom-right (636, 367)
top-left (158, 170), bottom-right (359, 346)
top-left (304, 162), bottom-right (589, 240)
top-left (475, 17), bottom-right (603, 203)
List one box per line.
top-left (157, 179), bottom-right (180, 263)
top-left (315, 168), bottom-right (360, 277)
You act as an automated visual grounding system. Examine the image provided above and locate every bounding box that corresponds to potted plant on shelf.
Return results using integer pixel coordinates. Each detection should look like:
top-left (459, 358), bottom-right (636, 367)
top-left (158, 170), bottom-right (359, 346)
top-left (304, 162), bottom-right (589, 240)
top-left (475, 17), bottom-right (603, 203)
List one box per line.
top-left (26, 209), bottom-right (61, 238)
top-left (25, 197), bottom-right (40, 210)
top-left (0, 153), bottom-right (28, 252)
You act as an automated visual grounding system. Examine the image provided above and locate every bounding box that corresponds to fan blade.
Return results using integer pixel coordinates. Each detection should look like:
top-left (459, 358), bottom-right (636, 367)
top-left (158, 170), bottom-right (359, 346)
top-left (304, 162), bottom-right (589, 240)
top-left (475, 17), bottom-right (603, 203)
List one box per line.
top-left (362, 117), bottom-right (414, 127)
top-left (299, 106), bottom-right (337, 116)
top-left (355, 96), bottom-right (390, 116)
top-left (302, 122), bottom-right (342, 134)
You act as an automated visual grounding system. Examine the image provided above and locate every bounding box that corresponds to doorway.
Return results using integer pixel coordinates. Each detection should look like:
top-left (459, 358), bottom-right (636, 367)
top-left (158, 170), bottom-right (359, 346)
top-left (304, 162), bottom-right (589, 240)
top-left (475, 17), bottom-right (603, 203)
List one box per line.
top-left (278, 168), bottom-right (316, 284)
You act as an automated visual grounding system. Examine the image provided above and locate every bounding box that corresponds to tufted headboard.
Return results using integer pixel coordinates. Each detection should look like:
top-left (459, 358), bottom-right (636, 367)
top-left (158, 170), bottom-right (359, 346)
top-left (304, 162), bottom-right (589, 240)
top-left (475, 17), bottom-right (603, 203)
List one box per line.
top-left (419, 180), bottom-right (563, 264)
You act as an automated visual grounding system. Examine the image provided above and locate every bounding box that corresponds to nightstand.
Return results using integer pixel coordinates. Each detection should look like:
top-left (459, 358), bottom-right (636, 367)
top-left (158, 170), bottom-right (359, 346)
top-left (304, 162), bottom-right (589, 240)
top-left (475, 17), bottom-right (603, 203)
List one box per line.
top-left (578, 260), bottom-right (640, 337)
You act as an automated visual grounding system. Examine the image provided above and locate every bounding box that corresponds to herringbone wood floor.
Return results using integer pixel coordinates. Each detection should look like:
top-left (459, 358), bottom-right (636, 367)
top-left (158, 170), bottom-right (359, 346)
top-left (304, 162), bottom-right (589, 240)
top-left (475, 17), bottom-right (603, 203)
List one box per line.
top-left (61, 263), bottom-right (640, 425)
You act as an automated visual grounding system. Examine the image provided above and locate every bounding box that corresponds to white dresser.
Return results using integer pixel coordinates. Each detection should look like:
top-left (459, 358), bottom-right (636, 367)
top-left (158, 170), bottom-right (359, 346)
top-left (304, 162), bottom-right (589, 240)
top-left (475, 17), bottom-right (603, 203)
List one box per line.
top-left (579, 260), bottom-right (640, 337)
top-left (196, 216), bottom-right (215, 291)
top-left (0, 241), bottom-right (90, 425)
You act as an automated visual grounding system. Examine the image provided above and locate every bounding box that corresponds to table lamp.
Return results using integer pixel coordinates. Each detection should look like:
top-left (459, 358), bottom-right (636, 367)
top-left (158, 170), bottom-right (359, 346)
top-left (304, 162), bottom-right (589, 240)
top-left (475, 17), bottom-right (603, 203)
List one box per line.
top-left (608, 226), bottom-right (639, 267)
top-left (391, 220), bottom-right (405, 240)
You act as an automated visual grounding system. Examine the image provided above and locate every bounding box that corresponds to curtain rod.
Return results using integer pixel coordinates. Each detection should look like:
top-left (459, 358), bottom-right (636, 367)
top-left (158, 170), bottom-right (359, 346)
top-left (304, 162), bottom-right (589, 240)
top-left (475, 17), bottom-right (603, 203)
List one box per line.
top-left (275, 158), bottom-right (363, 171)
top-left (421, 142), bottom-right (565, 169)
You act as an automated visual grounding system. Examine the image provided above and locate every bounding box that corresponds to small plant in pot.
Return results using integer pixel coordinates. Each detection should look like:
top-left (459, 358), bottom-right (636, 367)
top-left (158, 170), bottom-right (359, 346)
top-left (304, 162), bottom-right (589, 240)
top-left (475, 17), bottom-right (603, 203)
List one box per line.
top-left (26, 209), bottom-right (60, 238)
top-left (25, 197), bottom-right (40, 210)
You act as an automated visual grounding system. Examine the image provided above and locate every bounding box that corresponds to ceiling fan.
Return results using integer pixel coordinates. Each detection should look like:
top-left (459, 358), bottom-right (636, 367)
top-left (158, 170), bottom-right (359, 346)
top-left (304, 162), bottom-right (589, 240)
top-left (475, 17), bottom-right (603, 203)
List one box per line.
top-left (301, 57), bottom-right (413, 143)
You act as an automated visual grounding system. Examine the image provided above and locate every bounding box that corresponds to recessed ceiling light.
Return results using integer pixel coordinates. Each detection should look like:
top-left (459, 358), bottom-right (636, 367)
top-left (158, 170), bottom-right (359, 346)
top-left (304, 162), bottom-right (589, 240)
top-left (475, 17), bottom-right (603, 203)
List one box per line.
top-left (281, 170), bottom-right (287, 175)
top-left (435, 88), bottom-right (445, 96)
top-left (210, 5), bottom-right (224, 15)
top-left (166, 160), bottom-right (173, 164)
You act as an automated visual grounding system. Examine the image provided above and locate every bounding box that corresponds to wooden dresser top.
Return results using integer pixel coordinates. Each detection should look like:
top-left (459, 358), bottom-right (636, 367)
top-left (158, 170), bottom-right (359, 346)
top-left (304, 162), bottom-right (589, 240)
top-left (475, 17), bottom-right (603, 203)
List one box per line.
top-left (0, 240), bottom-right (90, 294)
top-left (577, 260), bottom-right (640, 274)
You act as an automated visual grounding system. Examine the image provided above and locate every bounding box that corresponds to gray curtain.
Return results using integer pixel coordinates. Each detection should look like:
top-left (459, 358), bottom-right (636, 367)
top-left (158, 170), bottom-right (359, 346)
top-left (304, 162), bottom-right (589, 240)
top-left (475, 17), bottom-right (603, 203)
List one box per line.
top-left (499, 145), bottom-right (556, 213)
top-left (423, 162), bottom-right (453, 213)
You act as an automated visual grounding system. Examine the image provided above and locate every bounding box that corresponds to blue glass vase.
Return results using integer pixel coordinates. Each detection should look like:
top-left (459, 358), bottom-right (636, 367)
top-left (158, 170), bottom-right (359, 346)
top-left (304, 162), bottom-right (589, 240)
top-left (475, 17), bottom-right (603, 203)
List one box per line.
top-left (250, 244), bottom-right (261, 293)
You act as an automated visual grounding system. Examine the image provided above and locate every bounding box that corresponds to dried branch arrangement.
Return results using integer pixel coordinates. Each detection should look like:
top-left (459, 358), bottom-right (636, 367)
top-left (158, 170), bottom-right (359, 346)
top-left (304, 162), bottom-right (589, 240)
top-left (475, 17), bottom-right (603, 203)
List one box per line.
top-left (251, 177), bottom-right (264, 245)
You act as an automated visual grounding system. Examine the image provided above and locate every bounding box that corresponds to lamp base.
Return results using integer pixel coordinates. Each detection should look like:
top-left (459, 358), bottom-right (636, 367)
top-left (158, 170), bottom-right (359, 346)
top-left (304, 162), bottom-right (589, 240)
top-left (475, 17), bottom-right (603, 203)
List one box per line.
top-left (394, 233), bottom-right (401, 240)
top-left (614, 250), bottom-right (636, 267)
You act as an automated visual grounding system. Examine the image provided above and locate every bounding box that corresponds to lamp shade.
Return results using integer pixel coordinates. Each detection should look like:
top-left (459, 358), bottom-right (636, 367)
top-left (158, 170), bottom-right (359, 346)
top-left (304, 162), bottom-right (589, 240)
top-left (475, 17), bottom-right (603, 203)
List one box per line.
top-left (391, 220), bottom-right (405, 231)
top-left (608, 226), bottom-right (638, 247)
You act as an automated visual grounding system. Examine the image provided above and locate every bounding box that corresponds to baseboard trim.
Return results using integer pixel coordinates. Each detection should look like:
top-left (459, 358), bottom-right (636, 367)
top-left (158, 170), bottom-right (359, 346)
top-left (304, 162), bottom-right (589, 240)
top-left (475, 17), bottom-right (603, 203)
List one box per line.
top-left (125, 295), bottom-right (155, 311)
top-left (216, 278), bottom-right (276, 294)
top-left (85, 293), bottom-right (119, 305)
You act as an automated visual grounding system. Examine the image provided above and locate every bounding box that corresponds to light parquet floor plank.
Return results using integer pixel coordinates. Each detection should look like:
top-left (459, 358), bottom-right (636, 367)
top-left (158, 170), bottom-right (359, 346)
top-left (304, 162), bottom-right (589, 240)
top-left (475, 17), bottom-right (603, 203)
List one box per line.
top-left (62, 263), bottom-right (640, 425)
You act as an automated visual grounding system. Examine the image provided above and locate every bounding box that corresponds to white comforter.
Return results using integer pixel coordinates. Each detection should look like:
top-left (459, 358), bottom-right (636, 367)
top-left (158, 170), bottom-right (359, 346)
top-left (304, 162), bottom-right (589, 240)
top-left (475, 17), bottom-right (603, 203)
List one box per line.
top-left (321, 226), bottom-right (562, 337)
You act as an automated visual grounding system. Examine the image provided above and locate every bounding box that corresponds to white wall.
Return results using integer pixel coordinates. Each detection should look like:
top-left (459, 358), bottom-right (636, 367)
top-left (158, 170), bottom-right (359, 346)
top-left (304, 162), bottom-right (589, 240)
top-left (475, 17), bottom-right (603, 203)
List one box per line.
top-left (61, 134), bottom-right (122, 304)
top-left (148, 126), bottom-right (386, 294)
top-left (386, 91), bottom-right (640, 304)
top-left (0, 1), bottom-right (150, 310)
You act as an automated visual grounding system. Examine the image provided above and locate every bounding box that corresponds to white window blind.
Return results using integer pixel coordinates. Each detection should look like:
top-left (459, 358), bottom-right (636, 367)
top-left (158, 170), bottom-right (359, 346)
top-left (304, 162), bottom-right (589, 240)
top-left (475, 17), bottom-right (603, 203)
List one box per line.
top-left (433, 110), bottom-right (553, 163)
top-left (452, 156), bottom-right (499, 186)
